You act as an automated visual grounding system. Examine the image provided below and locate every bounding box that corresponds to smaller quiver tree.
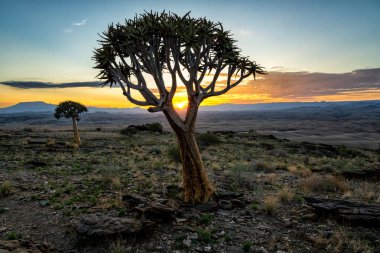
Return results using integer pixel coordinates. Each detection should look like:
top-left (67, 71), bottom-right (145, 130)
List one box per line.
top-left (54, 101), bottom-right (88, 145)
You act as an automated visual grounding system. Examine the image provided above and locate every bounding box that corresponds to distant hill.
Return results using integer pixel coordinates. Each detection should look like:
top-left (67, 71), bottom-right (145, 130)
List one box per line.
top-left (0, 101), bottom-right (56, 114)
top-left (0, 102), bottom-right (146, 114)
top-left (1, 100), bottom-right (379, 114)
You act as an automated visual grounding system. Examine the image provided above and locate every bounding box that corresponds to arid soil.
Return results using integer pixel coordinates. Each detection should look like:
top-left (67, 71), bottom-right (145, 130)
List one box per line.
top-left (0, 127), bottom-right (379, 253)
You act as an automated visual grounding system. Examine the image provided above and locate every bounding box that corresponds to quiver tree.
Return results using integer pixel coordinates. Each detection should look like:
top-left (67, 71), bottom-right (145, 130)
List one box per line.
top-left (54, 101), bottom-right (88, 145)
top-left (94, 11), bottom-right (265, 203)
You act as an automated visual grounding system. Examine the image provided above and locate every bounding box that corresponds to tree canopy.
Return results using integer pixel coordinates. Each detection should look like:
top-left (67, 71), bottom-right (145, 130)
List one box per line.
top-left (93, 11), bottom-right (265, 114)
top-left (54, 100), bottom-right (88, 120)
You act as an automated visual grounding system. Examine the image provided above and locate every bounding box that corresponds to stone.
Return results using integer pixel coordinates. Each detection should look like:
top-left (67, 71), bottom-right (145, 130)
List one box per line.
top-left (219, 200), bottom-right (233, 210)
top-left (226, 246), bottom-right (245, 253)
top-left (76, 213), bottom-right (155, 239)
top-left (183, 239), bottom-right (191, 247)
top-left (258, 247), bottom-right (269, 253)
top-left (305, 197), bottom-right (380, 227)
top-left (0, 240), bottom-right (57, 253)
top-left (135, 203), bottom-right (177, 222)
top-left (196, 201), bottom-right (218, 212)
top-left (122, 194), bottom-right (149, 207)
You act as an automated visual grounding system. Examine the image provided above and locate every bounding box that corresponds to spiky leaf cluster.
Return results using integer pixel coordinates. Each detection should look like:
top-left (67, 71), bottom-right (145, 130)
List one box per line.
top-left (54, 101), bottom-right (88, 120)
top-left (94, 11), bottom-right (265, 110)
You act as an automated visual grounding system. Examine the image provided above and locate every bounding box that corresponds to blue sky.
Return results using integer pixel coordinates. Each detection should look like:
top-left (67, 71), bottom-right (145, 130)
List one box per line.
top-left (1, 0), bottom-right (379, 82)
top-left (0, 0), bottom-right (379, 107)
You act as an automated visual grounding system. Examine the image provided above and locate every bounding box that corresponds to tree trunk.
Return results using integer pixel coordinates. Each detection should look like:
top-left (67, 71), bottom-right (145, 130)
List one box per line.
top-left (163, 107), bottom-right (215, 203)
top-left (72, 117), bottom-right (81, 145)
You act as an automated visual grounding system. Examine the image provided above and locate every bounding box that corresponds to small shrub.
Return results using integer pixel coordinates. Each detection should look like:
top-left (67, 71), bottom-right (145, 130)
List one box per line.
top-left (337, 145), bottom-right (361, 158)
top-left (242, 241), bottom-right (252, 252)
top-left (5, 231), bottom-right (22, 240)
top-left (23, 127), bottom-right (33, 132)
top-left (250, 202), bottom-right (259, 210)
top-left (146, 122), bottom-right (163, 133)
top-left (228, 163), bottom-right (254, 190)
top-left (0, 180), bottom-right (12, 195)
top-left (120, 127), bottom-right (137, 136)
top-left (199, 213), bottom-right (213, 225)
top-left (300, 175), bottom-right (349, 194)
top-left (167, 144), bottom-right (181, 163)
top-left (277, 186), bottom-right (293, 203)
top-left (263, 196), bottom-right (278, 215)
top-left (108, 238), bottom-right (129, 253)
top-left (197, 228), bottom-right (214, 244)
top-left (197, 132), bottom-right (220, 146)
top-left (53, 203), bottom-right (64, 210)
top-left (120, 123), bottom-right (163, 136)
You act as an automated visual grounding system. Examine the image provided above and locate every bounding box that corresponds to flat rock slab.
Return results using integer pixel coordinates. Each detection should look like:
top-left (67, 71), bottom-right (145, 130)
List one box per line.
top-left (122, 194), bottom-right (177, 222)
top-left (305, 197), bottom-right (380, 227)
top-left (0, 240), bottom-right (57, 253)
top-left (27, 139), bottom-right (47, 145)
top-left (76, 214), bottom-right (155, 239)
top-left (340, 167), bottom-right (380, 181)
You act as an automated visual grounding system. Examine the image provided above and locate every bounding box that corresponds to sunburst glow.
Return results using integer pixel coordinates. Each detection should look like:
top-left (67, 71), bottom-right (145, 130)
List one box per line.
top-left (174, 100), bottom-right (188, 110)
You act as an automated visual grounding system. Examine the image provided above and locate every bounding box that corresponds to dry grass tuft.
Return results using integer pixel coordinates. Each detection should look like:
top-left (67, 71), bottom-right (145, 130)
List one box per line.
top-left (277, 186), bottom-right (293, 203)
top-left (65, 142), bottom-right (79, 149)
top-left (0, 180), bottom-right (12, 195)
top-left (46, 138), bottom-right (56, 146)
top-left (287, 165), bottom-right (298, 174)
top-left (263, 196), bottom-right (279, 215)
top-left (287, 164), bottom-right (312, 177)
top-left (299, 175), bottom-right (349, 194)
top-left (254, 159), bottom-right (277, 171)
top-left (265, 173), bottom-right (279, 184)
top-left (313, 227), bottom-right (374, 253)
top-left (351, 181), bottom-right (380, 203)
top-left (108, 238), bottom-right (133, 253)
top-left (102, 174), bottom-right (122, 190)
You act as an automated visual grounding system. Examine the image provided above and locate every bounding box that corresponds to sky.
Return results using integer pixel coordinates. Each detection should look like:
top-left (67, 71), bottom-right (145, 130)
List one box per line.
top-left (0, 0), bottom-right (379, 108)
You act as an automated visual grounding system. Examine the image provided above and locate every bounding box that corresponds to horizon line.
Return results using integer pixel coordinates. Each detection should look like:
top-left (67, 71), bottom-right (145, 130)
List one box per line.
top-left (1, 99), bottom-right (380, 110)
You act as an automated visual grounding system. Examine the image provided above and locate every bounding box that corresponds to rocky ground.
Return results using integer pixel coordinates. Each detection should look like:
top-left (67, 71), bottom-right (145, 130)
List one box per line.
top-left (0, 126), bottom-right (379, 253)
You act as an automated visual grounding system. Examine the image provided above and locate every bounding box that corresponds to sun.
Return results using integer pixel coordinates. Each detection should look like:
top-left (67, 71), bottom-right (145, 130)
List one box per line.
top-left (174, 100), bottom-right (188, 110)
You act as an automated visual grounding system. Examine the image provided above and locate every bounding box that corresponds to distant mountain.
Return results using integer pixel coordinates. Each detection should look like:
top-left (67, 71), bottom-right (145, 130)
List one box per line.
top-left (1, 100), bottom-right (379, 114)
top-left (0, 101), bottom-right (56, 114)
top-left (0, 101), bottom-right (146, 114)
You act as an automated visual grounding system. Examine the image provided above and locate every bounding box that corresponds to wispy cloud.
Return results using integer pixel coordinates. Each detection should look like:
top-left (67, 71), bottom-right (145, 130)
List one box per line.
top-left (63, 18), bottom-right (88, 33)
top-left (238, 68), bottom-right (380, 99)
top-left (72, 18), bottom-right (88, 26)
top-left (236, 28), bottom-right (252, 36)
top-left (0, 81), bottom-right (101, 89)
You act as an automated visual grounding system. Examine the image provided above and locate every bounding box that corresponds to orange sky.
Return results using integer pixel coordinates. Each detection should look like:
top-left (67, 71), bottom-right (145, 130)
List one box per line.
top-left (1, 68), bottom-right (379, 109)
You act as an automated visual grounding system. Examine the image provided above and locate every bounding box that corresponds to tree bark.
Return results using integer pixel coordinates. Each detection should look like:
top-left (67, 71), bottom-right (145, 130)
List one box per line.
top-left (163, 107), bottom-right (215, 203)
top-left (72, 117), bottom-right (81, 145)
